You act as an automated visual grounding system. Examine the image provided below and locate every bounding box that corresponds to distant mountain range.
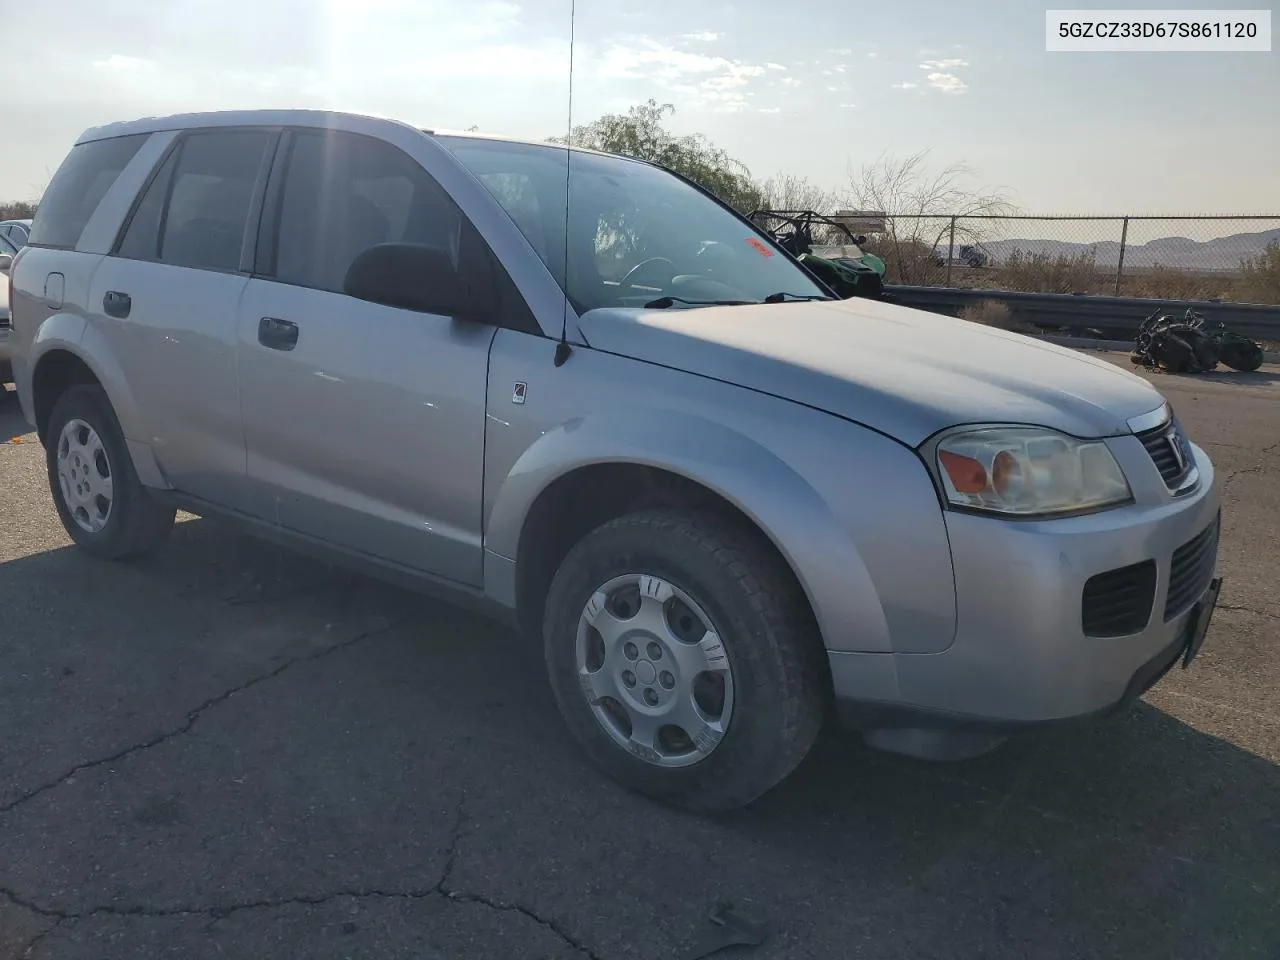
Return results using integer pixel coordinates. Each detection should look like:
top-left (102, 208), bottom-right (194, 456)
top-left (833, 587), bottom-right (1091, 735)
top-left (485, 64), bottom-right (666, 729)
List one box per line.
top-left (979, 227), bottom-right (1280, 271)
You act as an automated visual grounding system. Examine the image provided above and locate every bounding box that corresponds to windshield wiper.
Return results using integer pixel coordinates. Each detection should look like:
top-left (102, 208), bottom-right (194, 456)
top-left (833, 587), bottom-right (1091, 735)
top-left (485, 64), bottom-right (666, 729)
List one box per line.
top-left (762, 291), bottom-right (829, 303)
top-left (643, 296), bottom-right (752, 309)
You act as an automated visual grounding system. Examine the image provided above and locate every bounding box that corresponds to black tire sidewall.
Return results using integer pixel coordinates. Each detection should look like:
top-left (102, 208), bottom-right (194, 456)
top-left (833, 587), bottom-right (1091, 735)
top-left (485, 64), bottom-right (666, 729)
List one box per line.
top-left (543, 511), bottom-right (818, 811)
top-left (45, 385), bottom-right (154, 558)
top-left (1221, 343), bottom-right (1263, 373)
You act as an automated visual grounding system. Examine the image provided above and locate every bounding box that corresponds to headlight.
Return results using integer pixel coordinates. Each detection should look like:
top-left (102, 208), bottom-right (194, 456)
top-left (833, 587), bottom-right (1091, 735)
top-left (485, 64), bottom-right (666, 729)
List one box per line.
top-left (933, 426), bottom-right (1131, 516)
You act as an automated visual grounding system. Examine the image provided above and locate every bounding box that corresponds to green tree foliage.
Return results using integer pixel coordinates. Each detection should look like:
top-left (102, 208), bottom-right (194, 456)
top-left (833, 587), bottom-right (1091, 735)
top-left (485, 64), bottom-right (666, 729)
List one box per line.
top-left (552, 100), bottom-right (764, 213)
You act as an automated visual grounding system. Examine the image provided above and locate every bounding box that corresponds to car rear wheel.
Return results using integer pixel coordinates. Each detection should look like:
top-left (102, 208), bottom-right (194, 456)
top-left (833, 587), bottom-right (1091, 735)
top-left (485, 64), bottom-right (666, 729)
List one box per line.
top-left (45, 385), bottom-right (175, 559)
top-left (543, 508), bottom-right (828, 813)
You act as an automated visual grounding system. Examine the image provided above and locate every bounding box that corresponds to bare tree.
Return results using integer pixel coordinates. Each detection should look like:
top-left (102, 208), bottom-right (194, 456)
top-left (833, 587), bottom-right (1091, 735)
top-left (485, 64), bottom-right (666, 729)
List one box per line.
top-left (844, 150), bottom-right (1016, 283)
top-left (0, 200), bottom-right (37, 220)
top-left (755, 175), bottom-right (861, 246)
top-left (757, 174), bottom-right (837, 214)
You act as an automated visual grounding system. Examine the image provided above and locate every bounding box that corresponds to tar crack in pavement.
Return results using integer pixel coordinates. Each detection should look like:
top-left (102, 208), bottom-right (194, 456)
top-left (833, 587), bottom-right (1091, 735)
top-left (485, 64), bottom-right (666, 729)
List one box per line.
top-left (2, 793), bottom-right (605, 960)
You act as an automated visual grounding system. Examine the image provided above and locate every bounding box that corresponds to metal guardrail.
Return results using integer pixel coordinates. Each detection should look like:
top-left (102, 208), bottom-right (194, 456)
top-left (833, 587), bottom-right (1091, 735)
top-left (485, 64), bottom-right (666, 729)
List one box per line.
top-left (883, 286), bottom-right (1280, 342)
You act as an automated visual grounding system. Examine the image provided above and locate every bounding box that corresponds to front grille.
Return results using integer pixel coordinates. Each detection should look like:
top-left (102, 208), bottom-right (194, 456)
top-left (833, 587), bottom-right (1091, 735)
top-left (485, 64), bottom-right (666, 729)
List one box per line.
top-left (1135, 420), bottom-right (1194, 489)
top-left (1165, 516), bottom-right (1220, 621)
top-left (1082, 560), bottom-right (1157, 637)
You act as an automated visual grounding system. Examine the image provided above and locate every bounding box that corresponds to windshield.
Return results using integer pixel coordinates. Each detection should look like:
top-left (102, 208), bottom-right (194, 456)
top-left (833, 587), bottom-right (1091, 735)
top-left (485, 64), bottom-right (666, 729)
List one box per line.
top-left (811, 242), bottom-right (866, 260)
top-left (438, 136), bottom-right (829, 313)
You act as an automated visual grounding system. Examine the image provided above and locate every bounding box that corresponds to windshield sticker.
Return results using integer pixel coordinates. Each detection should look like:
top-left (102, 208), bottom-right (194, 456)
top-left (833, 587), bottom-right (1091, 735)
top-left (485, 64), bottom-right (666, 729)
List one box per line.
top-left (745, 237), bottom-right (775, 258)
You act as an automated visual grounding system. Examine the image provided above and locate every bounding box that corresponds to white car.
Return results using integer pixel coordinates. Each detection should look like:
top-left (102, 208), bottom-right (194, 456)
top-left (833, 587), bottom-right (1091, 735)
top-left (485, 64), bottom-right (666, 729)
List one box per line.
top-left (0, 231), bottom-right (16, 386)
top-left (0, 218), bottom-right (32, 248)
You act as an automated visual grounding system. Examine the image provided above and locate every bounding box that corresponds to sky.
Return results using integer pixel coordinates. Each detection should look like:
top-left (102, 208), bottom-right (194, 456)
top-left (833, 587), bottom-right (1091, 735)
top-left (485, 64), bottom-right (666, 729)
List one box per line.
top-left (2, 0), bottom-right (1278, 218)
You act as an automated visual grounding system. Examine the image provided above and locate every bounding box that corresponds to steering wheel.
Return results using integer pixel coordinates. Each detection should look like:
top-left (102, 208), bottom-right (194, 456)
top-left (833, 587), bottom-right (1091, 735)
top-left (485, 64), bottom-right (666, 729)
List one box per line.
top-left (618, 257), bottom-right (678, 297)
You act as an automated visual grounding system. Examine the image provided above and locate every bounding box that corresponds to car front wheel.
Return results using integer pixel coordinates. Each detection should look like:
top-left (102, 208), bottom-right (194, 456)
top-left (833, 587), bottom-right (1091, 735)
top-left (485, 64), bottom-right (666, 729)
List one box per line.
top-left (543, 508), bottom-right (828, 813)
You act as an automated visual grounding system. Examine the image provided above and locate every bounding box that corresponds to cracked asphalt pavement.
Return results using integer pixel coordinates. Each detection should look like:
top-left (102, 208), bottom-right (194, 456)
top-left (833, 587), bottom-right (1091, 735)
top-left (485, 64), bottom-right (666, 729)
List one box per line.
top-left (2, 356), bottom-right (1278, 960)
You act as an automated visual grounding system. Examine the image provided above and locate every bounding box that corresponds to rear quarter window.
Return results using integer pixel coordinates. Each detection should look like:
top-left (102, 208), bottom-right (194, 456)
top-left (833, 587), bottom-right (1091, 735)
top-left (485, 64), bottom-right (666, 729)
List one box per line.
top-left (28, 134), bottom-right (149, 250)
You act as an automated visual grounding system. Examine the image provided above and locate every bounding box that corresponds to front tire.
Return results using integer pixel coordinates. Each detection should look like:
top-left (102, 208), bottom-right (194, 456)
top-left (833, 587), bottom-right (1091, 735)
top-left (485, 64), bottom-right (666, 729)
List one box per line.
top-left (543, 508), bottom-right (828, 813)
top-left (1219, 339), bottom-right (1263, 373)
top-left (45, 385), bottom-right (175, 559)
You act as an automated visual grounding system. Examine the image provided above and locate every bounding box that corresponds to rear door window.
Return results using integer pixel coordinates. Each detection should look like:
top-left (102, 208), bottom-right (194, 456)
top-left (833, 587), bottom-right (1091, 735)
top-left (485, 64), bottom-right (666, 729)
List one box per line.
top-left (158, 131), bottom-right (273, 272)
top-left (117, 148), bottom-right (179, 261)
top-left (28, 134), bottom-right (149, 250)
top-left (115, 130), bottom-right (273, 271)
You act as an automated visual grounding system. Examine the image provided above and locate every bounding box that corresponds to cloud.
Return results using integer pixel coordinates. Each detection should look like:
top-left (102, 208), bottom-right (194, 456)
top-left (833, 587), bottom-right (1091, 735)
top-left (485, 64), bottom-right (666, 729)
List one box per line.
top-left (595, 37), bottom-right (772, 113)
top-left (891, 81), bottom-right (918, 90)
top-left (867, 52), bottom-right (879, 58)
top-left (834, 65), bottom-right (846, 73)
top-left (840, 102), bottom-right (857, 109)
top-left (828, 47), bottom-right (853, 55)
top-left (703, 68), bottom-right (765, 90)
top-left (780, 77), bottom-right (802, 87)
top-left (91, 54), bottom-right (155, 72)
top-left (599, 38), bottom-right (761, 84)
top-left (765, 62), bottom-right (786, 70)
top-left (680, 31), bottom-right (721, 42)
top-left (908, 56), bottom-right (971, 94)
top-left (925, 72), bottom-right (968, 93)
top-left (758, 106), bottom-right (781, 114)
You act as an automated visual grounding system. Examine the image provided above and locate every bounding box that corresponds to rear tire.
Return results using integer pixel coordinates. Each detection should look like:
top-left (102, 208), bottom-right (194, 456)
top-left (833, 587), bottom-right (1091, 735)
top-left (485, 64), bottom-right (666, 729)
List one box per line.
top-left (542, 508), bottom-right (828, 814)
top-left (45, 385), bottom-right (175, 559)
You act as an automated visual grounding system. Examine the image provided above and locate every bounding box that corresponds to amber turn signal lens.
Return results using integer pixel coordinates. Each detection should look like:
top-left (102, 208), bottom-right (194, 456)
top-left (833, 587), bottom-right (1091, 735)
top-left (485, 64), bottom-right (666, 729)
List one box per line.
top-left (939, 450), bottom-right (987, 494)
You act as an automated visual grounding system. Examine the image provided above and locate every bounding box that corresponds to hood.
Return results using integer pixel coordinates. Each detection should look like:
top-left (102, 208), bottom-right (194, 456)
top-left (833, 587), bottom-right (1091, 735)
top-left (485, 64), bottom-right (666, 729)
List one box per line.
top-left (577, 297), bottom-right (1165, 446)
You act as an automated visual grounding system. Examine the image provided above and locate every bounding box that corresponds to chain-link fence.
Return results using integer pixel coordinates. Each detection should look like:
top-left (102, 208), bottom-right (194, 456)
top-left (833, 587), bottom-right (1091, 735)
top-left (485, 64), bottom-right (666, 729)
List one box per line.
top-left (859, 215), bottom-right (1280, 305)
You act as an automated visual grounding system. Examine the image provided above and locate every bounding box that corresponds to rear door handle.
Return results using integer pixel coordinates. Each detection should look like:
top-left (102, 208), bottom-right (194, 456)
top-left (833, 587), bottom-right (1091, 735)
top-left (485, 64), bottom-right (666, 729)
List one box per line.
top-left (103, 290), bottom-right (131, 319)
top-left (258, 316), bottom-right (299, 351)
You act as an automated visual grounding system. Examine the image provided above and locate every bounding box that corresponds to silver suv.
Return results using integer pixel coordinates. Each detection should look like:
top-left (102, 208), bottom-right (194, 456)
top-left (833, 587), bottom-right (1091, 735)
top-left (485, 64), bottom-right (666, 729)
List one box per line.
top-left (8, 111), bottom-right (1222, 812)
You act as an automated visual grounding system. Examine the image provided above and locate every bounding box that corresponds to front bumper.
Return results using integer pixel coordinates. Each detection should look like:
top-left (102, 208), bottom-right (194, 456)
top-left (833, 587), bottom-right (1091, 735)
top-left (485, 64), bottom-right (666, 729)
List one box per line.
top-left (830, 433), bottom-right (1221, 732)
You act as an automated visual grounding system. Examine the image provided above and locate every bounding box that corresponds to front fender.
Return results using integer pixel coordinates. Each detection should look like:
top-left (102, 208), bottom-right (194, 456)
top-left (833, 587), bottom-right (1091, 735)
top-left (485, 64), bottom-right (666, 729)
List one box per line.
top-left (485, 409), bottom-right (895, 656)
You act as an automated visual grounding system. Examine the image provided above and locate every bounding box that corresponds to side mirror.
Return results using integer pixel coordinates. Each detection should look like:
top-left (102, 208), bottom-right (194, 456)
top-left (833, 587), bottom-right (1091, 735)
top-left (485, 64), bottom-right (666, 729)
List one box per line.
top-left (343, 243), bottom-right (472, 318)
top-left (0, 253), bottom-right (12, 273)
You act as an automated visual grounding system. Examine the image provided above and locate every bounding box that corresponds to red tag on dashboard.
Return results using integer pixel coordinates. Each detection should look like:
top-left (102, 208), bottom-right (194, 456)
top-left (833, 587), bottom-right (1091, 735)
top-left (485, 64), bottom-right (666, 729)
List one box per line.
top-left (745, 237), bottom-right (774, 257)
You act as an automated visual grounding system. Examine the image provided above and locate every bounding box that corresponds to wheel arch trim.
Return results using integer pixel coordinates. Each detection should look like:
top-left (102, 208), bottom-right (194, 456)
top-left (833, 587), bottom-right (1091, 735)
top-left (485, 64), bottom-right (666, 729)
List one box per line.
top-left (484, 411), bottom-right (894, 654)
top-left (28, 322), bottom-right (170, 489)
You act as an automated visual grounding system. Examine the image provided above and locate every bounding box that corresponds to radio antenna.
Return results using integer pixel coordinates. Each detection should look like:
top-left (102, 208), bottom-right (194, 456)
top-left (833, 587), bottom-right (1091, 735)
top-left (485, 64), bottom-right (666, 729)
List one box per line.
top-left (554, 0), bottom-right (576, 367)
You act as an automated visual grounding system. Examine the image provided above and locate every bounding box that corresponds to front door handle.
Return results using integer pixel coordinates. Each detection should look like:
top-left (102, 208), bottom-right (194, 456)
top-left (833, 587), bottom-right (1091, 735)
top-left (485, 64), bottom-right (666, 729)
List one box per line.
top-left (103, 290), bottom-right (131, 319)
top-left (258, 316), bottom-right (299, 351)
